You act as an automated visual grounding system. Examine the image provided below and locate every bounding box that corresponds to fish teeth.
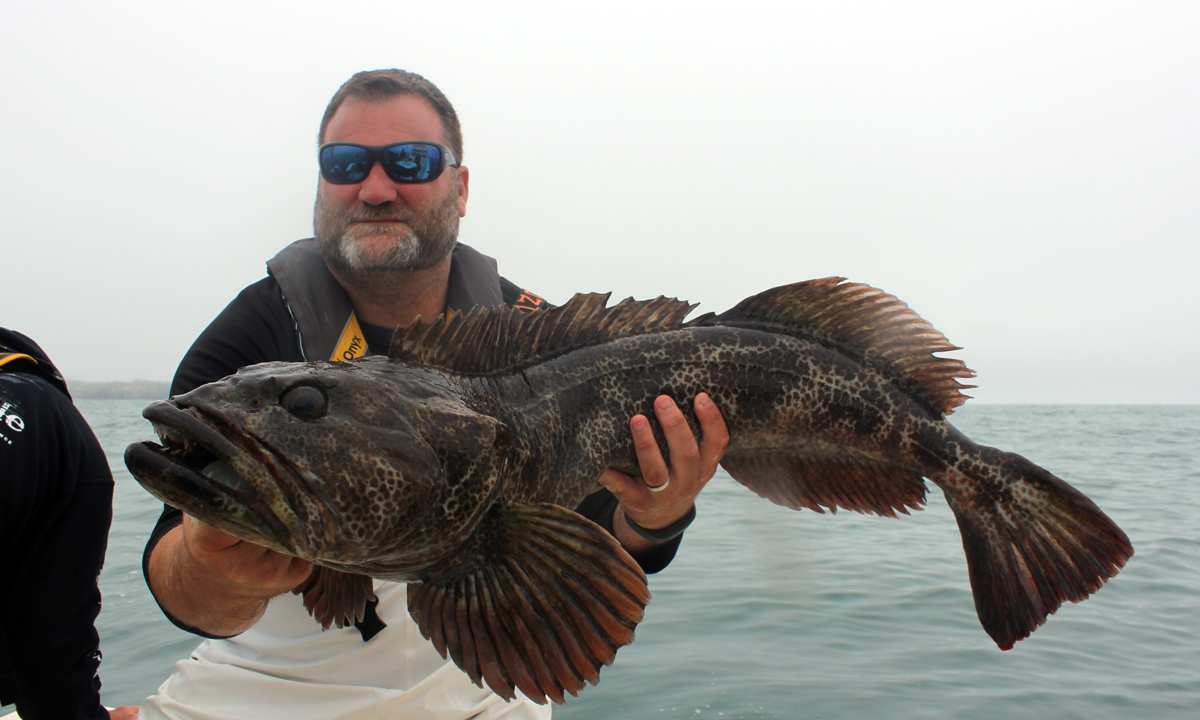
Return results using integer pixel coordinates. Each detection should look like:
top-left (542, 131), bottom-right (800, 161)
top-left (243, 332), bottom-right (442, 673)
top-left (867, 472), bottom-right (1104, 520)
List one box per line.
top-left (153, 422), bottom-right (189, 451)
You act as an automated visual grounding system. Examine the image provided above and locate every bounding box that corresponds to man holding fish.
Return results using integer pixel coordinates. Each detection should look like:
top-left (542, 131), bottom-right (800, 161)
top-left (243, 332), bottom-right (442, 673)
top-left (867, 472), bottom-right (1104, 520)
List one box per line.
top-left (138, 69), bottom-right (728, 718)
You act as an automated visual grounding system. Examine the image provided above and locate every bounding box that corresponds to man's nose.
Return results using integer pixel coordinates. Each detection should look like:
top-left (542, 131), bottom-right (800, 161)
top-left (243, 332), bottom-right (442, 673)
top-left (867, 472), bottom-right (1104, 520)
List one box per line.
top-left (357, 162), bottom-right (399, 205)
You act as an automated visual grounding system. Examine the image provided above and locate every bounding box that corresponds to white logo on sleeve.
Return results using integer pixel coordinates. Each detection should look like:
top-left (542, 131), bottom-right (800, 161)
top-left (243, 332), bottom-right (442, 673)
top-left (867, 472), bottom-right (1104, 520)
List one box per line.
top-left (0, 399), bottom-right (26, 445)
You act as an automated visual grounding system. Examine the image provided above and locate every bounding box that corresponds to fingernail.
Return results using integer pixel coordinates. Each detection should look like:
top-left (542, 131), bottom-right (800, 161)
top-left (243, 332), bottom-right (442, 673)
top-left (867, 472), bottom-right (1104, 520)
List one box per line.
top-left (631, 416), bottom-right (650, 434)
top-left (697, 393), bottom-right (712, 407)
top-left (656, 396), bottom-right (675, 411)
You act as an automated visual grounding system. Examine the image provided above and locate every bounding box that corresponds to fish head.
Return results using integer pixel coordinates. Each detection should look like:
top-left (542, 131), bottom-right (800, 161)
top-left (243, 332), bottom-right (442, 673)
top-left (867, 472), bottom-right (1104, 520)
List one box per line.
top-left (124, 357), bottom-right (504, 577)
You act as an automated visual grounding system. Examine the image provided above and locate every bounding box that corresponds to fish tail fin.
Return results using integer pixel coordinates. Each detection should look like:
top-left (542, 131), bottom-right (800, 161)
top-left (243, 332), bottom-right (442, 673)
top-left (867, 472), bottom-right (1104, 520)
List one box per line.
top-left (934, 448), bottom-right (1132, 649)
top-left (407, 503), bottom-right (649, 705)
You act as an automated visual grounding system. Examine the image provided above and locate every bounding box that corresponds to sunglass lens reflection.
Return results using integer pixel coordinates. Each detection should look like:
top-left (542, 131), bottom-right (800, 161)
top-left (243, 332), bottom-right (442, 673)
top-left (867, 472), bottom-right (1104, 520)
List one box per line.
top-left (383, 145), bottom-right (440, 182)
top-left (320, 146), bottom-right (371, 183)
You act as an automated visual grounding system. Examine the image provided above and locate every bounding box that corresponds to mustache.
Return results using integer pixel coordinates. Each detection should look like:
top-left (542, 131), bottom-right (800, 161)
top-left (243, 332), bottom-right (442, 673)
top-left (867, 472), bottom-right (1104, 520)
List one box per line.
top-left (345, 205), bottom-right (413, 223)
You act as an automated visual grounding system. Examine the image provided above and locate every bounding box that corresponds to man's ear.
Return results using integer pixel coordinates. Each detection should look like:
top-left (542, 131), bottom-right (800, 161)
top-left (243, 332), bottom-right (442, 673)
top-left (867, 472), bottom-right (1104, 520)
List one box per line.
top-left (455, 165), bottom-right (469, 217)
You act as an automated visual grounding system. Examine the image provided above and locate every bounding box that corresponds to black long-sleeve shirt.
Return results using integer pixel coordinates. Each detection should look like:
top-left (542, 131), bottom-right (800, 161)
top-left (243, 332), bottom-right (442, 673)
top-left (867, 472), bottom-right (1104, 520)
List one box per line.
top-left (1, 331), bottom-right (113, 720)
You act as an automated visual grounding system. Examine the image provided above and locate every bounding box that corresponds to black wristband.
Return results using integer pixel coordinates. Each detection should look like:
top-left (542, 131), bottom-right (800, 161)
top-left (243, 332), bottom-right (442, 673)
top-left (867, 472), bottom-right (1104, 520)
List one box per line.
top-left (623, 505), bottom-right (697, 544)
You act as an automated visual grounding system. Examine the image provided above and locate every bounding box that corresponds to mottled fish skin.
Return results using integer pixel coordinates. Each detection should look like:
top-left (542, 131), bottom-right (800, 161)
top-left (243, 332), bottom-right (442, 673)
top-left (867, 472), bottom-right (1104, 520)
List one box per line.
top-left (138, 360), bottom-right (509, 578)
top-left (488, 326), bottom-right (934, 509)
top-left (125, 278), bottom-right (1132, 702)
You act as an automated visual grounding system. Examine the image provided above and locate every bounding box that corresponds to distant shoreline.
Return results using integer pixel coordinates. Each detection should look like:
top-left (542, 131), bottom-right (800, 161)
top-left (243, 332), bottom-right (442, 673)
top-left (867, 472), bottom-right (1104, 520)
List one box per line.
top-left (68, 379), bottom-right (169, 400)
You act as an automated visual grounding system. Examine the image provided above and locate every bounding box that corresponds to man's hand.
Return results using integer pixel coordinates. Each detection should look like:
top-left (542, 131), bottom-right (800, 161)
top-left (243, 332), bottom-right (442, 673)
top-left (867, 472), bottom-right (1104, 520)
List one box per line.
top-left (147, 516), bottom-right (314, 637)
top-left (598, 393), bottom-right (729, 553)
top-left (181, 516), bottom-right (314, 594)
top-left (108, 705), bottom-right (140, 719)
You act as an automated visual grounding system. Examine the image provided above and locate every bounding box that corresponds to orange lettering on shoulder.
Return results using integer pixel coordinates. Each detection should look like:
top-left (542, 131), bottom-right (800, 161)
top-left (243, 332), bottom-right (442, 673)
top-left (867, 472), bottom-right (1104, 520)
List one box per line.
top-left (515, 290), bottom-right (545, 313)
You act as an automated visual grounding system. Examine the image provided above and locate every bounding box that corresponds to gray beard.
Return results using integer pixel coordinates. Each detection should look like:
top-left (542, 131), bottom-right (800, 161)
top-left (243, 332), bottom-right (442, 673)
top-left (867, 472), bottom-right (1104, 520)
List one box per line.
top-left (313, 187), bottom-right (460, 275)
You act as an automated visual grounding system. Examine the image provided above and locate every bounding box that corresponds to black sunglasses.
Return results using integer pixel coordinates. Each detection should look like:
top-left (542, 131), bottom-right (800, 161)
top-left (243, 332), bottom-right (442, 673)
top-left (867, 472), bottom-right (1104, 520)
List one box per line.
top-left (317, 142), bottom-right (458, 184)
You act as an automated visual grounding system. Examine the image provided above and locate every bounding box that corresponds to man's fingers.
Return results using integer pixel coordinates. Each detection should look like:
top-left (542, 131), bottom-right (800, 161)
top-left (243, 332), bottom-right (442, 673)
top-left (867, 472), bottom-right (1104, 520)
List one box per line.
top-left (629, 412), bottom-right (670, 489)
top-left (625, 394), bottom-right (726, 496)
top-left (181, 514), bottom-right (313, 593)
top-left (182, 515), bottom-right (241, 554)
top-left (597, 467), bottom-right (639, 501)
top-left (654, 396), bottom-right (700, 488)
top-left (602, 393), bottom-right (728, 544)
top-left (694, 392), bottom-right (729, 478)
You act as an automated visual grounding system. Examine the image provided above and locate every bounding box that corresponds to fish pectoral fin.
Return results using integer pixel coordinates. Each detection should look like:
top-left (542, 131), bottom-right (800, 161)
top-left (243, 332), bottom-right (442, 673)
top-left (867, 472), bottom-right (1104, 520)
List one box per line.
top-left (407, 502), bottom-right (650, 705)
top-left (295, 566), bottom-right (377, 630)
top-left (722, 451), bottom-right (927, 517)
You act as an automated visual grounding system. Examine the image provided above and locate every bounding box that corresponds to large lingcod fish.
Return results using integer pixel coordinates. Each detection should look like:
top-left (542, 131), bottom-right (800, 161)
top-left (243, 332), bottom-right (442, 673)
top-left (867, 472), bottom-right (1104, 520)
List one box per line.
top-left (125, 278), bottom-right (1132, 705)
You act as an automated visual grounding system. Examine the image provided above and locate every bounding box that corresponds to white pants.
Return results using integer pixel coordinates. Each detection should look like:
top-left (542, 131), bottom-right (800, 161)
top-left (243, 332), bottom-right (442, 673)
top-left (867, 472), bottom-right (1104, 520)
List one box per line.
top-left (140, 581), bottom-right (550, 720)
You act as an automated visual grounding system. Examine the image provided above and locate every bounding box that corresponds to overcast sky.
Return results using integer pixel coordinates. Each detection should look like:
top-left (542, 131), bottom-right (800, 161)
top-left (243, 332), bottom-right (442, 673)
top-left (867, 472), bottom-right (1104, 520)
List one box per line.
top-left (4, 1), bottom-right (1197, 404)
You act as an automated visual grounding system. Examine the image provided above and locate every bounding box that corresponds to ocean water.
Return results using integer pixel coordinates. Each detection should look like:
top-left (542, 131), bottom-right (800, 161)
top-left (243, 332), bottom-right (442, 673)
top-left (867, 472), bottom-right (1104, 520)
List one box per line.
top-left (6, 402), bottom-right (1197, 719)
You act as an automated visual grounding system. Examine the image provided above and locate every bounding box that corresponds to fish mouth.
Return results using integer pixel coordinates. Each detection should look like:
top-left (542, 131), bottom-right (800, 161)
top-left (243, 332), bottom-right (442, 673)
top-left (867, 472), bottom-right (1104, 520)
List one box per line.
top-left (124, 400), bottom-right (310, 555)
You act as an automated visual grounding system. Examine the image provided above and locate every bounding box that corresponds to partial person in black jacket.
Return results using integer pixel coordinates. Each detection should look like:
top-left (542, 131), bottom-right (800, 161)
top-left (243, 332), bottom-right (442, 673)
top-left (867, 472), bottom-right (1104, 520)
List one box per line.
top-left (0, 328), bottom-right (138, 720)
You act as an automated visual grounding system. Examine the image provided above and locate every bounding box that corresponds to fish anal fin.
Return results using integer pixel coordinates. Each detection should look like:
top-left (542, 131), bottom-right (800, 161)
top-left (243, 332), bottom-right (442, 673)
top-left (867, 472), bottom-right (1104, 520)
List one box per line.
top-left (408, 503), bottom-right (650, 704)
top-left (720, 451), bottom-right (927, 518)
top-left (295, 566), bottom-right (377, 630)
top-left (706, 278), bottom-right (976, 415)
top-left (390, 293), bottom-right (697, 374)
top-left (936, 448), bottom-right (1133, 650)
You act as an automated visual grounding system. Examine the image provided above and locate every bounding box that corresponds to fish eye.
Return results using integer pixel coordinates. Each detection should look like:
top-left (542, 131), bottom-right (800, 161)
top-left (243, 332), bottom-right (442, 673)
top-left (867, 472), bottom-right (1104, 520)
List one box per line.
top-left (279, 384), bottom-right (328, 419)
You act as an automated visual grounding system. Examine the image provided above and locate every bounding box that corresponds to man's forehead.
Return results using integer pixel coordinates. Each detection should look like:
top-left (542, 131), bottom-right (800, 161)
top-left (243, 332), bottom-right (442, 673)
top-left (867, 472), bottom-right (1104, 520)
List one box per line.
top-left (323, 94), bottom-right (445, 144)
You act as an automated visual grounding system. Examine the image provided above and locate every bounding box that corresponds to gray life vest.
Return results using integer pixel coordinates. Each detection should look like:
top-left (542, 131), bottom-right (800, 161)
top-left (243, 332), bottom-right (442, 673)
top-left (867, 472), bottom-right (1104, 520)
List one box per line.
top-left (266, 239), bottom-right (505, 362)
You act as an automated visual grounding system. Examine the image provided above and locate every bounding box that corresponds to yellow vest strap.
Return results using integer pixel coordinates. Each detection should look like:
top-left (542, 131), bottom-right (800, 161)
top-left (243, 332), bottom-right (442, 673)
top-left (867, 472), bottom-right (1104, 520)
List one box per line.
top-left (0, 352), bottom-right (38, 370)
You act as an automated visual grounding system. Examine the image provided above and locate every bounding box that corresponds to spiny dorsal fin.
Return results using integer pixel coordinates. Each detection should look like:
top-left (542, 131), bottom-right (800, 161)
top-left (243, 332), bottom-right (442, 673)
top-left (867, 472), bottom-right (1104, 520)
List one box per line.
top-left (390, 293), bottom-right (697, 374)
top-left (705, 277), bottom-right (976, 414)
